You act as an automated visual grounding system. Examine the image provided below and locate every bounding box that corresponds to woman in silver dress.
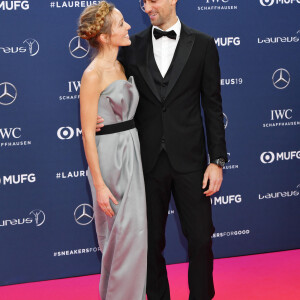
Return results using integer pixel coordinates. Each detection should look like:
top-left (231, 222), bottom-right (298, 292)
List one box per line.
top-left (78, 2), bottom-right (147, 299)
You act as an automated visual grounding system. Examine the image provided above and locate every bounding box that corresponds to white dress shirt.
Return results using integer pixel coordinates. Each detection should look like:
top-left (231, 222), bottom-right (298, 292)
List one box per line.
top-left (152, 18), bottom-right (181, 78)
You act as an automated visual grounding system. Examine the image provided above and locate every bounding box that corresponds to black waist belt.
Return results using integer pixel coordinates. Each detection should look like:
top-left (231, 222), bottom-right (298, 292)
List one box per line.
top-left (96, 119), bottom-right (135, 136)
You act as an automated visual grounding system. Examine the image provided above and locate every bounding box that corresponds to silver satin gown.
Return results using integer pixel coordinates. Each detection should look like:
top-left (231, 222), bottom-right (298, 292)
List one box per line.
top-left (87, 76), bottom-right (147, 300)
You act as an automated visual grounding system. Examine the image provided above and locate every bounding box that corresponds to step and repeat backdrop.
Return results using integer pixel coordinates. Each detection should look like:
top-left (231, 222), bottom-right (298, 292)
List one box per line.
top-left (0, 0), bottom-right (299, 286)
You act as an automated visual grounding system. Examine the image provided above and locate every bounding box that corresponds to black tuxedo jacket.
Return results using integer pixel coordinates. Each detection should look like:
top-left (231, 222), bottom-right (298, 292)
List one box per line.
top-left (118, 23), bottom-right (227, 173)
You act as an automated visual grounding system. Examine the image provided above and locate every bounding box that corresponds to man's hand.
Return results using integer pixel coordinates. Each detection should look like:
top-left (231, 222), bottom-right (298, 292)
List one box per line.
top-left (96, 116), bottom-right (104, 132)
top-left (202, 163), bottom-right (223, 197)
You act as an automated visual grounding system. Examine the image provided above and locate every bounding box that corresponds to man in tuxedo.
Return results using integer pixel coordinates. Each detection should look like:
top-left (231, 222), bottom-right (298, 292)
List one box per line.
top-left (99, 0), bottom-right (227, 299)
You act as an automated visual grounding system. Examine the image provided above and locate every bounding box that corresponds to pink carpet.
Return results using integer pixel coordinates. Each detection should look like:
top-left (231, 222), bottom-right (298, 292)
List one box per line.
top-left (1, 250), bottom-right (299, 300)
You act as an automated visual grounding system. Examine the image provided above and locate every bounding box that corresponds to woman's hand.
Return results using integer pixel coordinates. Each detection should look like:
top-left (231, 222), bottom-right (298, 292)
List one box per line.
top-left (96, 185), bottom-right (119, 217)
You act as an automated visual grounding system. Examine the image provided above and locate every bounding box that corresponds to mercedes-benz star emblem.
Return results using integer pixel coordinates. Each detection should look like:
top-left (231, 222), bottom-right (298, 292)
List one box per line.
top-left (69, 36), bottom-right (90, 59)
top-left (0, 82), bottom-right (17, 106)
top-left (29, 209), bottom-right (46, 227)
top-left (139, 0), bottom-right (145, 12)
top-left (74, 204), bottom-right (94, 225)
top-left (272, 68), bottom-right (290, 89)
top-left (223, 113), bottom-right (228, 129)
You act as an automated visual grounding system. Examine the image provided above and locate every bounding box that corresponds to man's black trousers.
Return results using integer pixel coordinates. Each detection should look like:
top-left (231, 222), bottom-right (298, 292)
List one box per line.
top-left (145, 150), bottom-right (215, 300)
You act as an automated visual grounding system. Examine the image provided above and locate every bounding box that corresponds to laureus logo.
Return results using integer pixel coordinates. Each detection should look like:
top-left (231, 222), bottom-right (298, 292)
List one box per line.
top-left (23, 38), bottom-right (39, 56)
top-left (0, 209), bottom-right (45, 227)
top-left (29, 209), bottom-right (46, 226)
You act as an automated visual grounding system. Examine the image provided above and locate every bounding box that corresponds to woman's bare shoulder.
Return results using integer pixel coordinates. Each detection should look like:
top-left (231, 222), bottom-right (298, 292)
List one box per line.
top-left (81, 64), bottom-right (105, 94)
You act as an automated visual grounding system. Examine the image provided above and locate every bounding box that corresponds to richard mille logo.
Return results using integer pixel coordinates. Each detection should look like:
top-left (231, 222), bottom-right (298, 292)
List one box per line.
top-left (69, 36), bottom-right (90, 58)
top-left (74, 204), bottom-right (94, 225)
top-left (0, 82), bottom-right (17, 105)
top-left (272, 68), bottom-right (290, 89)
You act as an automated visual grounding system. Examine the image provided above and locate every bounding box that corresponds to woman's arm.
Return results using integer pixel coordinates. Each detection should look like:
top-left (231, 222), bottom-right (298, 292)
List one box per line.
top-left (80, 70), bottom-right (118, 217)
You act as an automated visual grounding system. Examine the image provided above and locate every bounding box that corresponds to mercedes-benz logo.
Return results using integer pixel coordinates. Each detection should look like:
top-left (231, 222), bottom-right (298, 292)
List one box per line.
top-left (139, 0), bottom-right (145, 12)
top-left (23, 38), bottom-right (40, 56)
top-left (29, 209), bottom-right (46, 227)
top-left (69, 36), bottom-right (90, 59)
top-left (272, 68), bottom-right (290, 89)
top-left (223, 112), bottom-right (228, 129)
top-left (260, 0), bottom-right (275, 6)
top-left (0, 82), bottom-right (17, 106)
top-left (74, 204), bottom-right (94, 225)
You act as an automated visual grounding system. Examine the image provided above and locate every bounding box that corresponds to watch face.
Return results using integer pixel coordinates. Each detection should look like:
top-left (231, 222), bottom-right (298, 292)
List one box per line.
top-left (219, 158), bottom-right (225, 167)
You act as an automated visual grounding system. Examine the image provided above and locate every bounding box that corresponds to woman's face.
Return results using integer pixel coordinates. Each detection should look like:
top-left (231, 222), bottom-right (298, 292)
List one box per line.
top-left (108, 9), bottom-right (131, 47)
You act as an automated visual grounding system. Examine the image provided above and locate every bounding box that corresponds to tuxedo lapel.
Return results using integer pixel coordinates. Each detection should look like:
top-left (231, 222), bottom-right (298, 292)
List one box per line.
top-left (164, 23), bottom-right (195, 100)
top-left (136, 28), bottom-right (161, 102)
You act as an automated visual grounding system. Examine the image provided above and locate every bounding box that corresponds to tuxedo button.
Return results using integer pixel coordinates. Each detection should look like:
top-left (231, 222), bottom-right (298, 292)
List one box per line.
top-left (161, 97), bottom-right (166, 101)
top-left (162, 106), bottom-right (166, 112)
top-left (161, 138), bottom-right (165, 143)
top-left (162, 82), bottom-right (167, 87)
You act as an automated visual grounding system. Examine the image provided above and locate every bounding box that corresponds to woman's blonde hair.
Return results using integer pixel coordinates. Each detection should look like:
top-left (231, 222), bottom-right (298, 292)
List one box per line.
top-left (77, 1), bottom-right (115, 49)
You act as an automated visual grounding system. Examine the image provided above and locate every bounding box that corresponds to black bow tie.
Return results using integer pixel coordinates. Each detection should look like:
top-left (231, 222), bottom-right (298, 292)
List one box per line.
top-left (153, 28), bottom-right (177, 40)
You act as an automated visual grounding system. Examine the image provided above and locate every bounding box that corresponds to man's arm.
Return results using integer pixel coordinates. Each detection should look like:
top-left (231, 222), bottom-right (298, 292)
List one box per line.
top-left (200, 37), bottom-right (228, 196)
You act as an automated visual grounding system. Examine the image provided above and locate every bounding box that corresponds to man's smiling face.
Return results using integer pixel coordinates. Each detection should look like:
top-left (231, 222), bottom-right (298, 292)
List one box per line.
top-left (143, 0), bottom-right (177, 30)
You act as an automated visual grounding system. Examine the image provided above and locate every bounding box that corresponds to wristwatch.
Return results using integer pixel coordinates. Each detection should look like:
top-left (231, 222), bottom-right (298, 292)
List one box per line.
top-left (211, 158), bottom-right (226, 168)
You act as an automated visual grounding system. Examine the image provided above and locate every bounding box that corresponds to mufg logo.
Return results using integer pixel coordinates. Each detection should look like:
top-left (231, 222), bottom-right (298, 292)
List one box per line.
top-left (260, 151), bottom-right (300, 163)
top-left (57, 127), bottom-right (82, 140)
top-left (260, 0), bottom-right (300, 6)
top-left (0, 0), bottom-right (30, 10)
top-left (0, 173), bottom-right (36, 185)
top-left (215, 37), bottom-right (240, 47)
